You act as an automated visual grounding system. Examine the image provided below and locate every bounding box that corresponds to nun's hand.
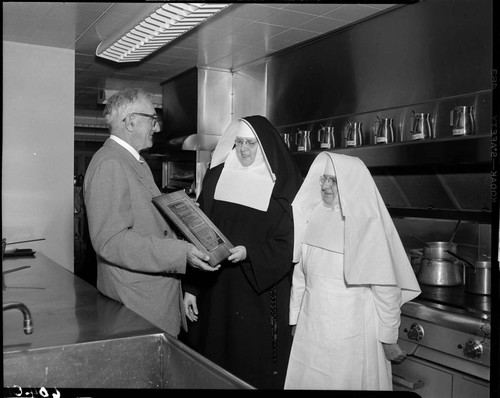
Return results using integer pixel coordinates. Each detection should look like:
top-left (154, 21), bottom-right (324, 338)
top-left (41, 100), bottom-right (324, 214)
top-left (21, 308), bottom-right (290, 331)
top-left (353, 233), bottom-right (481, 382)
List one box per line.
top-left (228, 246), bottom-right (247, 263)
top-left (382, 342), bottom-right (407, 363)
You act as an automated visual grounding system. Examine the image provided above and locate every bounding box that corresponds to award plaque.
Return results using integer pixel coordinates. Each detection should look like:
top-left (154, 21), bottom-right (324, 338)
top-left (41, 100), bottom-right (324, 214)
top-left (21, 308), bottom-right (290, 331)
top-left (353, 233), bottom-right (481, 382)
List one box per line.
top-left (152, 190), bottom-right (233, 267)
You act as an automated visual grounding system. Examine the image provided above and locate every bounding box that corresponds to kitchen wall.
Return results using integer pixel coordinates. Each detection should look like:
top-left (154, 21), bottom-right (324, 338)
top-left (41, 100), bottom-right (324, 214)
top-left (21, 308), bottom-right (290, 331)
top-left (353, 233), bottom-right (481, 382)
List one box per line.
top-left (265, 0), bottom-right (491, 130)
top-left (232, 62), bottom-right (267, 120)
top-left (2, 41), bottom-right (75, 270)
top-left (232, 0), bottom-right (492, 259)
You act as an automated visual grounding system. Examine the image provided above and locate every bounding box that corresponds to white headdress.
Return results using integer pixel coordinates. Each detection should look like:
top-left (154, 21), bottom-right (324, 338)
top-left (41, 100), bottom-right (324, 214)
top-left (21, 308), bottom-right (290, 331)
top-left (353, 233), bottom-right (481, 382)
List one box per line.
top-left (292, 152), bottom-right (421, 304)
top-left (211, 119), bottom-right (275, 211)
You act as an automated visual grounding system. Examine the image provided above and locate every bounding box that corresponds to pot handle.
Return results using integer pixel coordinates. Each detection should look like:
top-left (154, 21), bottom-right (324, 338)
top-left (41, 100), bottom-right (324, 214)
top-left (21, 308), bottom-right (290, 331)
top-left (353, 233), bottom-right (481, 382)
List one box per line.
top-left (444, 250), bottom-right (475, 268)
top-left (411, 235), bottom-right (427, 246)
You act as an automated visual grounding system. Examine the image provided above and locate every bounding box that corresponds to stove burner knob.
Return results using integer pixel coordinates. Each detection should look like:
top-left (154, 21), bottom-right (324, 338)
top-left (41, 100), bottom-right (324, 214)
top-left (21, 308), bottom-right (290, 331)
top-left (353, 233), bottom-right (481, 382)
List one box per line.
top-left (463, 339), bottom-right (483, 359)
top-left (405, 323), bottom-right (424, 342)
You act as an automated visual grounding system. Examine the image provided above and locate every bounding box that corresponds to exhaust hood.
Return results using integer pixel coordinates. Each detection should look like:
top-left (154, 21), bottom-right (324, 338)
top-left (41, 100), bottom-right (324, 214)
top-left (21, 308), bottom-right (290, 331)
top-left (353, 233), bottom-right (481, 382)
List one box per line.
top-left (293, 135), bottom-right (492, 222)
top-left (372, 171), bottom-right (491, 220)
top-left (149, 67), bottom-right (232, 155)
top-left (181, 134), bottom-right (220, 151)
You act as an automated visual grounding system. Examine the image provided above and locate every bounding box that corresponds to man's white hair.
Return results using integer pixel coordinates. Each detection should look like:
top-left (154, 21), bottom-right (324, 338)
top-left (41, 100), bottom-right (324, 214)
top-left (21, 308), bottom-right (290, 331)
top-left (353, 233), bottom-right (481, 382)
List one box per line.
top-left (103, 88), bottom-right (152, 131)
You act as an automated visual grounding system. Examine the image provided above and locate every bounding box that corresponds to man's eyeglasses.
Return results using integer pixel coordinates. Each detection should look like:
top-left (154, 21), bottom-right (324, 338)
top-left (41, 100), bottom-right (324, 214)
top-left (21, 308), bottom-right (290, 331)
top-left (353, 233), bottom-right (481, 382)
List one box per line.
top-left (319, 175), bottom-right (337, 185)
top-left (234, 138), bottom-right (258, 148)
top-left (123, 112), bottom-right (158, 128)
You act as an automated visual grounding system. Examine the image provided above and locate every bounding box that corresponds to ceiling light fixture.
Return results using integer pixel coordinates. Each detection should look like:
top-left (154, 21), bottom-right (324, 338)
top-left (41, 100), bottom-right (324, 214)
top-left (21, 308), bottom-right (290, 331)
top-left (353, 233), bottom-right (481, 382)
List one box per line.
top-left (96, 3), bottom-right (230, 63)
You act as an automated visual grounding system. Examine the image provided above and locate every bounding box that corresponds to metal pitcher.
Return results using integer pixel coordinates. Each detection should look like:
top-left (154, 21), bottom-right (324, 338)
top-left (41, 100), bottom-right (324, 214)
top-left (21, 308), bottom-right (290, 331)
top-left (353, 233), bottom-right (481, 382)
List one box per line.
top-left (374, 116), bottom-right (394, 144)
top-left (295, 129), bottom-right (311, 152)
top-left (345, 121), bottom-right (363, 147)
top-left (410, 111), bottom-right (433, 140)
top-left (280, 132), bottom-right (292, 150)
top-left (450, 106), bottom-right (476, 136)
top-left (317, 126), bottom-right (335, 149)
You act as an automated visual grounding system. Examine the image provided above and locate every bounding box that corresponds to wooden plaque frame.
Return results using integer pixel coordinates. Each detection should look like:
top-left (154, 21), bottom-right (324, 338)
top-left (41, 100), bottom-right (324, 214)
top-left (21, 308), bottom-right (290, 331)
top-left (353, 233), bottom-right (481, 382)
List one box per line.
top-left (153, 190), bottom-right (233, 267)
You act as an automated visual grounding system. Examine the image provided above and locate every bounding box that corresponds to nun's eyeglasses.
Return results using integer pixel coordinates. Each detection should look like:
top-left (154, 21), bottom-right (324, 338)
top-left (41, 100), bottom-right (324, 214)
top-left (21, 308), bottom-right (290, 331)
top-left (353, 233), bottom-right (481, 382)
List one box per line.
top-left (234, 138), bottom-right (258, 148)
top-left (320, 175), bottom-right (337, 185)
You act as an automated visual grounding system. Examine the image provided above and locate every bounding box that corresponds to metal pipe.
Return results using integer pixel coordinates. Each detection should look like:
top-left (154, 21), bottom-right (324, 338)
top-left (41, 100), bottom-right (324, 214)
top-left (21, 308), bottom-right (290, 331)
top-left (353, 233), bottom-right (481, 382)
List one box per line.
top-left (3, 302), bottom-right (33, 335)
top-left (5, 238), bottom-right (45, 245)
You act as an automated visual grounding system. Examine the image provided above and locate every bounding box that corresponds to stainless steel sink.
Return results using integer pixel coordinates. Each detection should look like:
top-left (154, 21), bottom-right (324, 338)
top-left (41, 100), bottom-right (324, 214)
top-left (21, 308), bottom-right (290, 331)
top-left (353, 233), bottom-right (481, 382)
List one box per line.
top-left (3, 333), bottom-right (254, 389)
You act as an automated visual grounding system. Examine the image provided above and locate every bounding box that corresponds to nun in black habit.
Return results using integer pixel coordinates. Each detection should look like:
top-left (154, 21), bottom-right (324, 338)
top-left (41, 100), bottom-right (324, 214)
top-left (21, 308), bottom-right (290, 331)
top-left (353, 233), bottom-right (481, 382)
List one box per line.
top-left (182, 115), bottom-right (303, 389)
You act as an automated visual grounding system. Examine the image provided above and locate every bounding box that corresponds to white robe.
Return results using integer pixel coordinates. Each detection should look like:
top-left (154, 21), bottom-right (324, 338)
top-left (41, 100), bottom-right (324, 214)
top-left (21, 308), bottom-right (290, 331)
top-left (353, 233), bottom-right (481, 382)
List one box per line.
top-left (285, 204), bottom-right (401, 390)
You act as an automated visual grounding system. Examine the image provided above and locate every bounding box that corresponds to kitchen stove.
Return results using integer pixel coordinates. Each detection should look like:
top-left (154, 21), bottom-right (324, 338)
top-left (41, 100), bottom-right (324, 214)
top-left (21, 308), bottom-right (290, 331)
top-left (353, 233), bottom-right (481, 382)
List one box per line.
top-left (393, 284), bottom-right (491, 398)
top-left (416, 284), bottom-right (491, 316)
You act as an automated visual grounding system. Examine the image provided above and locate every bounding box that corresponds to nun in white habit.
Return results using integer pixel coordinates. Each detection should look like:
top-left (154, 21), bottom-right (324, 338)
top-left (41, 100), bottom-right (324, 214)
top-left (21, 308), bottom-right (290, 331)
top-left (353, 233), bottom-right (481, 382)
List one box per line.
top-left (284, 152), bottom-right (420, 390)
top-left (183, 116), bottom-right (303, 389)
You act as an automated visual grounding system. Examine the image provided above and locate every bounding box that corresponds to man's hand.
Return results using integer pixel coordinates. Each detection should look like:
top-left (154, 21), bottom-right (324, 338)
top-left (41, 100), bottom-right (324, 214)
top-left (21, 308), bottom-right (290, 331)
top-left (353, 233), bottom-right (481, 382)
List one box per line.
top-left (382, 342), bottom-right (407, 363)
top-left (184, 292), bottom-right (198, 322)
top-left (227, 246), bottom-right (247, 263)
top-left (187, 244), bottom-right (220, 271)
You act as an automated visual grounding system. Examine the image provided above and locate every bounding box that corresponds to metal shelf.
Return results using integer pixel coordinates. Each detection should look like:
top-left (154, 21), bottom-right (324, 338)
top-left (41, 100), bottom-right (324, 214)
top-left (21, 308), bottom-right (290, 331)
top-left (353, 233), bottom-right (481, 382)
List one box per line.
top-left (292, 135), bottom-right (491, 174)
top-left (387, 208), bottom-right (491, 223)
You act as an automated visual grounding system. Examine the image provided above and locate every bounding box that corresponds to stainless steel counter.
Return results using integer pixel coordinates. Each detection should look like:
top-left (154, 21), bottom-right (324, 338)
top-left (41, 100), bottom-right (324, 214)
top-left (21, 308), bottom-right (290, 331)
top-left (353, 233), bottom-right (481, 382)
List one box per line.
top-left (3, 253), bottom-right (254, 389)
top-left (3, 253), bottom-right (160, 351)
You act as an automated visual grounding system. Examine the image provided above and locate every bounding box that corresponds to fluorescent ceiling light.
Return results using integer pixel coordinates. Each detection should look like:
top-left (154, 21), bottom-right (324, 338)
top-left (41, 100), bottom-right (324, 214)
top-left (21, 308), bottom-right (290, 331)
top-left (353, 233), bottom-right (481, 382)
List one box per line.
top-left (96, 3), bottom-right (230, 63)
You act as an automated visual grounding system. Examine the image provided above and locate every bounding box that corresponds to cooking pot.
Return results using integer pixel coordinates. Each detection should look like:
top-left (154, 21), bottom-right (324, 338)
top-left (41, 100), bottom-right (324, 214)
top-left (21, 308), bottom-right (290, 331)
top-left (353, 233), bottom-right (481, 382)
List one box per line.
top-left (466, 292), bottom-right (491, 313)
top-left (444, 250), bottom-right (491, 295)
top-left (465, 260), bottom-right (491, 295)
top-left (408, 249), bottom-right (423, 274)
top-left (422, 242), bottom-right (458, 261)
top-left (417, 258), bottom-right (463, 286)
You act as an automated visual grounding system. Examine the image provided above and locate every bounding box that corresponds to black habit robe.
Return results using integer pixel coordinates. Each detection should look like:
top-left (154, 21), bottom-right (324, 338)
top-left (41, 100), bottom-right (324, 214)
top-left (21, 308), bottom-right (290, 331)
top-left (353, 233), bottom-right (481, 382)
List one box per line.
top-left (182, 115), bottom-right (303, 389)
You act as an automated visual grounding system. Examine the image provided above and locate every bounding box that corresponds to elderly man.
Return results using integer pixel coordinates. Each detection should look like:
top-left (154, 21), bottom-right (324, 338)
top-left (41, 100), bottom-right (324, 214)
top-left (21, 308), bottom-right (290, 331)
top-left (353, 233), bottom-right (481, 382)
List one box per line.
top-left (84, 88), bottom-right (218, 338)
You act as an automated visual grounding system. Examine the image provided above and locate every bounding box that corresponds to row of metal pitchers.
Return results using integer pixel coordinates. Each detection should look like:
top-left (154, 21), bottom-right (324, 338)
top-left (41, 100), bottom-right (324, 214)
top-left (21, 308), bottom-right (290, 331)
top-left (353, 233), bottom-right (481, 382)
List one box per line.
top-left (350, 106), bottom-right (476, 145)
top-left (348, 112), bottom-right (433, 147)
top-left (409, 106), bottom-right (476, 138)
top-left (281, 120), bottom-right (398, 151)
top-left (288, 119), bottom-right (392, 150)
top-left (345, 111), bottom-right (433, 147)
top-left (282, 126), bottom-right (336, 151)
top-left (282, 106), bottom-right (475, 151)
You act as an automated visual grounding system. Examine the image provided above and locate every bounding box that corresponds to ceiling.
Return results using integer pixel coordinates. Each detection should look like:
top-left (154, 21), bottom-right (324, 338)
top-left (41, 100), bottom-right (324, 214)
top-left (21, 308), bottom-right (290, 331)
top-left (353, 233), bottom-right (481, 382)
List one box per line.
top-left (3, 2), bottom-right (397, 113)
